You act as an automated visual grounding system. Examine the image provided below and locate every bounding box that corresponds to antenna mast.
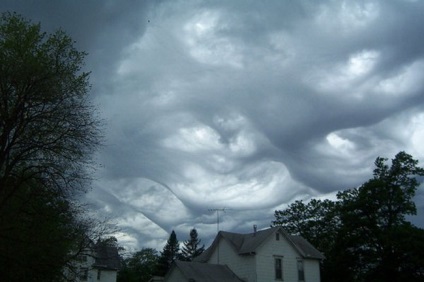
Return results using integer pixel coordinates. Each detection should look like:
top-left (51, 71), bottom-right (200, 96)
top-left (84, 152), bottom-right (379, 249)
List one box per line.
top-left (208, 208), bottom-right (229, 233)
top-left (208, 208), bottom-right (230, 264)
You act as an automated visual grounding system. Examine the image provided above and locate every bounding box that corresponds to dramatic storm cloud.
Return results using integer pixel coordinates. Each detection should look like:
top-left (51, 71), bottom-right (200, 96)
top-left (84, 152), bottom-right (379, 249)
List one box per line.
top-left (2, 0), bottom-right (424, 250)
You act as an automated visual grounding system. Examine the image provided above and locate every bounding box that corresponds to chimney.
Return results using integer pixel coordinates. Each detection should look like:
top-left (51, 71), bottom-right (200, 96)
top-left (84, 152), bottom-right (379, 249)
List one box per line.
top-left (253, 224), bottom-right (257, 236)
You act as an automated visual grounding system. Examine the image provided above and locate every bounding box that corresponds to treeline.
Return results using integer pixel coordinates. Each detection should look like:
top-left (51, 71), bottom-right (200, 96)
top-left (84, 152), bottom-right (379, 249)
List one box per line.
top-left (272, 151), bottom-right (424, 282)
top-left (0, 12), bottom-right (111, 281)
top-left (118, 228), bottom-right (205, 282)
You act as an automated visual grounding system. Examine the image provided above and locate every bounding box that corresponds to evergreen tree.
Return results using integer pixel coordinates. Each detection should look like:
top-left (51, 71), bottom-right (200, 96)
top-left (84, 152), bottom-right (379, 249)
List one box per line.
top-left (156, 230), bottom-right (180, 276)
top-left (181, 228), bottom-right (205, 261)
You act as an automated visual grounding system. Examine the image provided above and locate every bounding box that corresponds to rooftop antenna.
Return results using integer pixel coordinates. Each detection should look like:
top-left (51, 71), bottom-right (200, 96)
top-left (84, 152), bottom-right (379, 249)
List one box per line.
top-left (208, 208), bottom-right (231, 264)
top-left (208, 208), bottom-right (230, 234)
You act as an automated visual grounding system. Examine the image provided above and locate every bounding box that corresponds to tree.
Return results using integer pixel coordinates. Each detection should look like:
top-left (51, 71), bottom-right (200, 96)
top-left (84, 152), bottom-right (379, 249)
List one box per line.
top-left (0, 12), bottom-right (102, 281)
top-left (118, 248), bottom-right (159, 282)
top-left (0, 181), bottom-right (84, 281)
top-left (272, 198), bottom-right (341, 281)
top-left (335, 151), bottom-right (424, 281)
top-left (272, 151), bottom-right (424, 282)
top-left (0, 11), bottom-right (101, 209)
top-left (272, 198), bottom-right (340, 254)
top-left (181, 228), bottom-right (205, 261)
top-left (156, 230), bottom-right (180, 276)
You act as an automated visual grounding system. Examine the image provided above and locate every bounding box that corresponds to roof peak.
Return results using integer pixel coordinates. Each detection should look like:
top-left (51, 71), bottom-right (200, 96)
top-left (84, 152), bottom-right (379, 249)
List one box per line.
top-left (196, 227), bottom-right (324, 262)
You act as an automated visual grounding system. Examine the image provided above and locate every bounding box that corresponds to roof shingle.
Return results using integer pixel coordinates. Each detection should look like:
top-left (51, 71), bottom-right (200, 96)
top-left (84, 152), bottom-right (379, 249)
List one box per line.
top-left (167, 261), bottom-right (244, 282)
top-left (195, 227), bottom-right (324, 262)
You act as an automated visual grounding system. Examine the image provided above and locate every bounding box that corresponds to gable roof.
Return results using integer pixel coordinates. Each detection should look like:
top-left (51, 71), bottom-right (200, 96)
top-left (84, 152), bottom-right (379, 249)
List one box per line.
top-left (195, 227), bottom-right (324, 262)
top-left (289, 235), bottom-right (325, 260)
top-left (165, 261), bottom-right (244, 282)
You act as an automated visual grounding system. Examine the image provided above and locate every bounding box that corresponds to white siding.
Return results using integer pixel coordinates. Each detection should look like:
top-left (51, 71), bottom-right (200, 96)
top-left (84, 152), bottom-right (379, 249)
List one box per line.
top-left (202, 229), bottom-right (322, 282)
top-left (255, 231), bottom-right (300, 281)
top-left (208, 238), bottom-right (256, 282)
top-left (304, 259), bottom-right (321, 282)
top-left (255, 231), bottom-right (321, 282)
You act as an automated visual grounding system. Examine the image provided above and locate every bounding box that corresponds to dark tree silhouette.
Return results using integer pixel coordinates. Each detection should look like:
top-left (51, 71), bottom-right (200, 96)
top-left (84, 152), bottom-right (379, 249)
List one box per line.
top-left (181, 228), bottom-right (205, 261)
top-left (0, 12), bottom-right (103, 281)
top-left (273, 152), bottom-right (424, 282)
top-left (118, 248), bottom-right (159, 282)
top-left (156, 230), bottom-right (180, 276)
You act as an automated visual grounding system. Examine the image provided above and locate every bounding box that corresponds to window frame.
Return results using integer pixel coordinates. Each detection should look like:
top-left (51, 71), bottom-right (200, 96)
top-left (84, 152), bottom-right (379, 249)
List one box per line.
top-left (274, 256), bottom-right (283, 280)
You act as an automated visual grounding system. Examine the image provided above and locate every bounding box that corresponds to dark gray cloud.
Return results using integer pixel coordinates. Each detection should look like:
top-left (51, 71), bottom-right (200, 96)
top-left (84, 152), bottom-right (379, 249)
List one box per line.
top-left (2, 0), bottom-right (424, 250)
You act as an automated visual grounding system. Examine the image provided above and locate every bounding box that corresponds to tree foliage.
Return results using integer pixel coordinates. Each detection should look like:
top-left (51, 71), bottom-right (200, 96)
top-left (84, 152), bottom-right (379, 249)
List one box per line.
top-left (0, 12), bottom-right (103, 281)
top-left (272, 198), bottom-right (340, 254)
top-left (273, 151), bottom-right (424, 282)
top-left (181, 228), bottom-right (205, 261)
top-left (0, 182), bottom-right (84, 281)
top-left (118, 248), bottom-right (159, 282)
top-left (0, 12), bottom-right (101, 205)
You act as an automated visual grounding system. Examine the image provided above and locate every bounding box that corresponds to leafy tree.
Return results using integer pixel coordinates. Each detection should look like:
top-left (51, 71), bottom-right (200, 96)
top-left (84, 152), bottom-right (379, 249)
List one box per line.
top-left (272, 151), bottom-right (424, 282)
top-left (335, 151), bottom-right (424, 281)
top-left (272, 198), bottom-right (340, 254)
top-left (156, 230), bottom-right (180, 276)
top-left (96, 236), bottom-right (125, 254)
top-left (0, 11), bottom-right (101, 208)
top-left (0, 12), bottom-right (102, 281)
top-left (0, 181), bottom-right (83, 281)
top-left (118, 248), bottom-right (159, 282)
top-left (181, 228), bottom-right (205, 261)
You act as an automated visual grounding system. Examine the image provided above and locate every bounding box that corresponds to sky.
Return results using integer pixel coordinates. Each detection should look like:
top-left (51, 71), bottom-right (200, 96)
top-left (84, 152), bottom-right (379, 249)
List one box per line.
top-left (2, 0), bottom-right (424, 252)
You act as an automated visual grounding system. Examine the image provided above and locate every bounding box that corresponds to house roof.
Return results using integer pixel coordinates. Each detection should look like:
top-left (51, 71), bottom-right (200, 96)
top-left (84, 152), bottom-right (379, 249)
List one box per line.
top-left (289, 235), bottom-right (325, 260)
top-left (195, 227), bottom-right (324, 262)
top-left (92, 244), bottom-right (121, 270)
top-left (166, 261), bottom-right (244, 282)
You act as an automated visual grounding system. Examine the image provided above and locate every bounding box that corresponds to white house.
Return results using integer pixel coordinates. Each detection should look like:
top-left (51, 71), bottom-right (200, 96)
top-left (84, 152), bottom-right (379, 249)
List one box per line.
top-left (165, 226), bottom-right (324, 282)
top-left (65, 242), bottom-right (120, 282)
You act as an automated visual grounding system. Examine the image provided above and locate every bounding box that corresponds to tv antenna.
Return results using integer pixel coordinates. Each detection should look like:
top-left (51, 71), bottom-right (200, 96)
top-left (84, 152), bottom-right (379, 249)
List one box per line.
top-left (208, 208), bottom-right (231, 234)
top-left (208, 208), bottom-right (231, 264)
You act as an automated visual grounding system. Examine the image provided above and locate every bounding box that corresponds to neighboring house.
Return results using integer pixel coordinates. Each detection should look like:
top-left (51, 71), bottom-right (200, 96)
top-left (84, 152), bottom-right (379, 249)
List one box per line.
top-left (65, 242), bottom-right (120, 282)
top-left (165, 226), bottom-right (324, 282)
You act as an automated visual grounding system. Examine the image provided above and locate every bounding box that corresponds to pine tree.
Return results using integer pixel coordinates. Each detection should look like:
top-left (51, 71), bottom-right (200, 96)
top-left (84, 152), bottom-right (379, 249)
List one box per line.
top-left (156, 230), bottom-right (180, 276)
top-left (181, 228), bottom-right (205, 261)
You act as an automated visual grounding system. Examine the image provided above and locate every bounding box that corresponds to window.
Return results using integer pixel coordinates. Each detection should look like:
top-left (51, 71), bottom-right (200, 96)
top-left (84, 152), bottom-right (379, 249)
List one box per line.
top-left (297, 260), bottom-right (305, 281)
top-left (276, 233), bottom-right (280, 241)
top-left (275, 257), bottom-right (283, 280)
top-left (79, 267), bottom-right (88, 281)
top-left (97, 269), bottom-right (101, 280)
